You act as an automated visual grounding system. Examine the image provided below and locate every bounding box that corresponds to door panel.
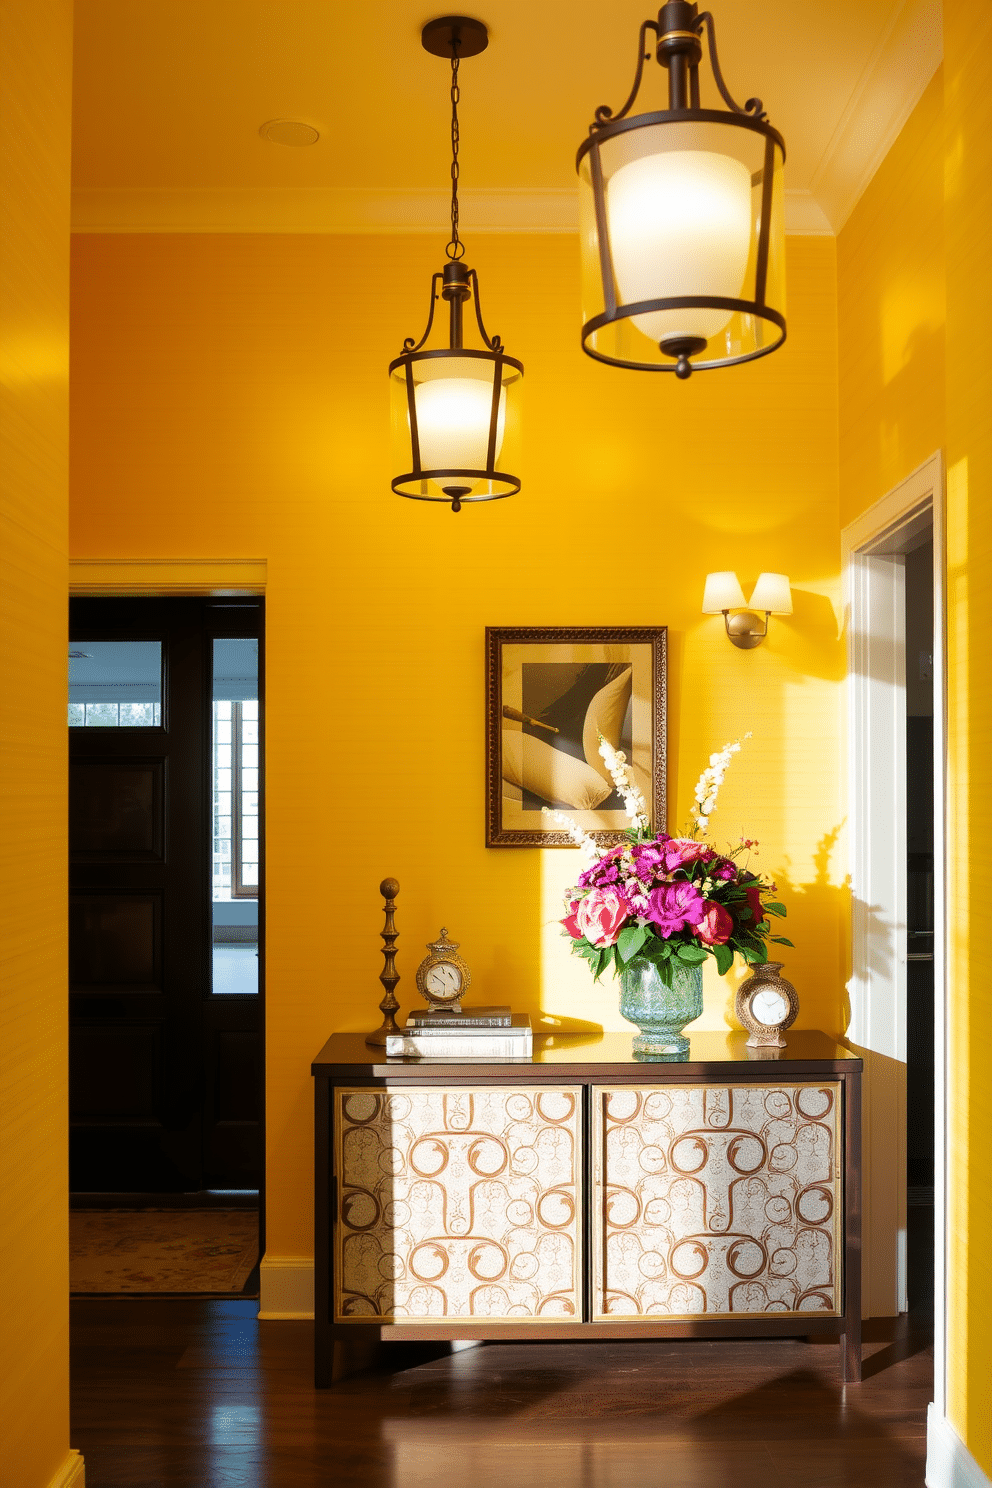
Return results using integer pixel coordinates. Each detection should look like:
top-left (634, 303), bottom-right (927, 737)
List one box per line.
top-left (70, 757), bottom-right (166, 859)
top-left (334, 1086), bottom-right (583, 1324)
top-left (70, 894), bottom-right (163, 989)
top-left (69, 597), bottom-right (263, 1194)
top-left (592, 1082), bottom-right (842, 1320)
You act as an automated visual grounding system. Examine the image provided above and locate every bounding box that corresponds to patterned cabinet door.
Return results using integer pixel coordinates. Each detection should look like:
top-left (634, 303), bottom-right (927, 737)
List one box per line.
top-left (592, 1083), bottom-right (842, 1320)
top-left (335, 1086), bottom-right (582, 1324)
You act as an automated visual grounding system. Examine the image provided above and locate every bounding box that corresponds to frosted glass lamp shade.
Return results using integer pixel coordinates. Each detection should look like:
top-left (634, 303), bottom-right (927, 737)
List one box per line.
top-left (748, 572), bottom-right (792, 614)
top-left (702, 571), bottom-right (747, 613)
top-left (415, 376), bottom-right (506, 473)
top-left (607, 149), bottom-right (753, 345)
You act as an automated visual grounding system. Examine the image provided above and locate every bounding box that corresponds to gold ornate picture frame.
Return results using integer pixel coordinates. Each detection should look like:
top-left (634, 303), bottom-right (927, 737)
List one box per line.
top-left (485, 626), bottom-right (668, 848)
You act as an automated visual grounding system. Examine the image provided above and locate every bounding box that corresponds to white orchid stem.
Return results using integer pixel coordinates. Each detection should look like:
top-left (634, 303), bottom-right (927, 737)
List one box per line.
top-left (597, 736), bottom-right (651, 832)
top-left (541, 806), bottom-right (600, 863)
top-left (689, 732), bottom-right (752, 835)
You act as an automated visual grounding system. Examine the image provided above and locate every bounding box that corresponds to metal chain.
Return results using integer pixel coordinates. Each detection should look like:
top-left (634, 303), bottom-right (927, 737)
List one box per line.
top-left (445, 47), bottom-right (465, 260)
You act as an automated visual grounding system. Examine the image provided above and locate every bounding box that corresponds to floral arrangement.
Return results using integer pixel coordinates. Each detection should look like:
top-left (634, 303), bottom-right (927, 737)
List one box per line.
top-left (547, 735), bottom-right (792, 986)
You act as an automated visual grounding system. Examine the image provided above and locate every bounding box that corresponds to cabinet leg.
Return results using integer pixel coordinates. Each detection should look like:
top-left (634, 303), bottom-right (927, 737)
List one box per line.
top-left (840, 1324), bottom-right (862, 1382)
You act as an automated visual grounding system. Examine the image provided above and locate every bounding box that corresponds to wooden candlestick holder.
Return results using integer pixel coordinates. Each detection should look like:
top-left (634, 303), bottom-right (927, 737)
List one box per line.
top-left (366, 877), bottom-right (405, 1047)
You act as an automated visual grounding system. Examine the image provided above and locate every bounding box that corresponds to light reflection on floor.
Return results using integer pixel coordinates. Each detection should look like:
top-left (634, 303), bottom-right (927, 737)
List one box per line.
top-left (212, 943), bottom-right (259, 995)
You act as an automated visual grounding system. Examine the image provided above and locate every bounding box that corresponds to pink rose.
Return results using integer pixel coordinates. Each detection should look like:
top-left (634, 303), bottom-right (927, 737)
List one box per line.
top-left (576, 886), bottom-right (630, 947)
top-left (561, 898), bottom-right (583, 939)
top-left (660, 837), bottom-right (714, 873)
top-left (697, 901), bottom-right (733, 946)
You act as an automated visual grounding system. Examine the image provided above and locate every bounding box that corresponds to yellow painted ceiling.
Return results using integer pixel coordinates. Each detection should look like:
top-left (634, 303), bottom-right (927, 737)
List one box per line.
top-left (72, 0), bottom-right (924, 199)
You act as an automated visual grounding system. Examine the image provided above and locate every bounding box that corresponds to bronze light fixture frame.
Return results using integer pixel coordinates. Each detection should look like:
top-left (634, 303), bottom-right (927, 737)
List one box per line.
top-left (576, 0), bottom-right (787, 379)
top-left (390, 16), bottom-right (523, 512)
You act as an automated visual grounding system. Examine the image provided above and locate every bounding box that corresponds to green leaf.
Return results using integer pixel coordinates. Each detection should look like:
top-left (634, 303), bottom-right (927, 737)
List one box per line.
top-left (770, 935), bottom-right (794, 947)
top-left (592, 946), bottom-right (611, 982)
top-left (641, 937), bottom-right (672, 962)
top-left (617, 924), bottom-right (650, 964)
top-left (675, 942), bottom-right (708, 965)
top-left (713, 943), bottom-right (734, 976)
top-left (764, 901), bottom-right (787, 917)
top-left (741, 942), bottom-right (769, 965)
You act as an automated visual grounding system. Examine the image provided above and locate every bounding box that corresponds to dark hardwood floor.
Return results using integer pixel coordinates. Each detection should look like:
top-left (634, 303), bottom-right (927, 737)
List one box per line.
top-left (71, 1292), bottom-right (933, 1487)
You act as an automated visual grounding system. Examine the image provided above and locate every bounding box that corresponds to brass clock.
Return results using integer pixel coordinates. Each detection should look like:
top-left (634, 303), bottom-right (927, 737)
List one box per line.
top-left (414, 928), bottom-right (472, 1013)
top-left (735, 963), bottom-right (799, 1049)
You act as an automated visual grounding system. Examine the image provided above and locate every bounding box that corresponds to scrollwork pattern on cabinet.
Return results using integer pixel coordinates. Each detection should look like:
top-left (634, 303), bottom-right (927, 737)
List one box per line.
top-left (335, 1086), bottom-right (582, 1323)
top-left (593, 1083), bottom-right (841, 1320)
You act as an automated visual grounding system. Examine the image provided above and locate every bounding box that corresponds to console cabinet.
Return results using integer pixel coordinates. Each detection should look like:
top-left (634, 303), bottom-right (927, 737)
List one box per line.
top-left (312, 1031), bottom-right (861, 1384)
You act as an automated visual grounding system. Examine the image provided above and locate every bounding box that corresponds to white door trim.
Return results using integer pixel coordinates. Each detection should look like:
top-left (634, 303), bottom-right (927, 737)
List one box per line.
top-left (842, 450), bottom-right (946, 1415)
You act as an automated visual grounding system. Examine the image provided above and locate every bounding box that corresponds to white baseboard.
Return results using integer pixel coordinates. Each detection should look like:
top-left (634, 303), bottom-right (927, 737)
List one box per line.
top-left (48, 1450), bottom-right (85, 1488)
top-left (258, 1255), bottom-right (314, 1319)
top-left (927, 1405), bottom-right (992, 1487)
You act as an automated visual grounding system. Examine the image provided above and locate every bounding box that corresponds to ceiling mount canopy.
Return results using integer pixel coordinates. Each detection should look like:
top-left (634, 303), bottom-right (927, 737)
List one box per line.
top-left (389, 15), bottom-right (522, 512)
top-left (576, 0), bottom-right (787, 379)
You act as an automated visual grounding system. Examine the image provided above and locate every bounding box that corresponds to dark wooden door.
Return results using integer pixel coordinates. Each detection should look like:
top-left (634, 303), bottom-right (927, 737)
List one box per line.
top-left (69, 597), bottom-right (263, 1193)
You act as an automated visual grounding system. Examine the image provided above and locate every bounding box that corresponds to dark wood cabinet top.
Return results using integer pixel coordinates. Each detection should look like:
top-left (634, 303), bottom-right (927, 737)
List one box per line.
top-left (312, 1028), bottom-right (861, 1083)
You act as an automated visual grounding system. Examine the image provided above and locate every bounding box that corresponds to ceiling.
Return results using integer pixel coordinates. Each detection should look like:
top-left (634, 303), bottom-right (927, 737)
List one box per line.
top-left (71, 0), bottom-right (941, 236)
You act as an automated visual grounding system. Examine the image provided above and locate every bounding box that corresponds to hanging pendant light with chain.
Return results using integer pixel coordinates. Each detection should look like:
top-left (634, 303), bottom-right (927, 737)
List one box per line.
top-left (390, 17), bottom-right (523, 512)
top-left (577, 1), bottom-right (787, 379)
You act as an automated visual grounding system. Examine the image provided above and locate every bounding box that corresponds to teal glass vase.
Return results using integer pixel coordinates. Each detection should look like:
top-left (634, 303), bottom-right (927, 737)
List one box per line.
top-left (618, 955), bottom-right (704, 1058)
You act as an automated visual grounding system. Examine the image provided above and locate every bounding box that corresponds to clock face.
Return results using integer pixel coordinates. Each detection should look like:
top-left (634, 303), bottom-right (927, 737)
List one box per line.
top-left (750, 988), bottom-right (789, 1027)
top-left (424, 961), bottom-right (463, 1001)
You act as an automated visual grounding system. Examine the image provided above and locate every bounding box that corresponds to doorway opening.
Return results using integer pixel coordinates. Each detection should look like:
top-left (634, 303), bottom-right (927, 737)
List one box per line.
top-left (68, 596), bottom-right (264, 1296)
top-left (904, 539), bottom-right (935, 1316)
top-left (843, 450), bottom-right (946, 1412)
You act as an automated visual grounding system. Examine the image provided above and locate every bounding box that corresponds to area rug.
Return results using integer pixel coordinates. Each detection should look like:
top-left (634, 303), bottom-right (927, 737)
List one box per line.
top-left (70, 1209), bottom-right (258, 1294)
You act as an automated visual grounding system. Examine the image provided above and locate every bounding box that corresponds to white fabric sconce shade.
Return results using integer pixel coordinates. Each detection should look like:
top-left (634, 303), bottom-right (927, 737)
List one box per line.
top-left (748, 572), bottom-right (792, 614)
top-left (702, 571), bottom-right (747, 613)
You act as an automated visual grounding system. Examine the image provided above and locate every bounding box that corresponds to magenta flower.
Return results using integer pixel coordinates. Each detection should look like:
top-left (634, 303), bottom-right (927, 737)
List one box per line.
top-left (645, 881), bottom-right (706, 938)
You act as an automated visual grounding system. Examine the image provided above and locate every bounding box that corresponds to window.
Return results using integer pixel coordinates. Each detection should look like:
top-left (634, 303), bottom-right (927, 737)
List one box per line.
top-left (68, 641), bottom-right (163, 726)
top-left (68, 700), bottom-right (161, 727)
top-left (213, 700), bottom-right (259, 900)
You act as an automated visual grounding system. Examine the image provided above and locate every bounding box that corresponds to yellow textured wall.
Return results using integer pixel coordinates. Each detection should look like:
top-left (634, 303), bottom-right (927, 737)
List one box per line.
top-left (837, 71), bottom-right (945, 529)
top-left (944, 0), bottom-right (992, 1471)
top-left (840, 32), bottom-right (992, 1470)
top-left (70, 231), bottom-right (842, 1261)
top-left (0, 2), bottom-right (74, 1486)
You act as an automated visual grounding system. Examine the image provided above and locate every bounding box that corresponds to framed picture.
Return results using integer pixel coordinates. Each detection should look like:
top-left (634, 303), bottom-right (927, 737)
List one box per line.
top-left (485, 626), bottom-right (667, 848)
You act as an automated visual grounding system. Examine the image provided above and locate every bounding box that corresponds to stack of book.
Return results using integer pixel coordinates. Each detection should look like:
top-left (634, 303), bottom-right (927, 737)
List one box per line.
top-left (386, 1007), bottom-right (533, 1060)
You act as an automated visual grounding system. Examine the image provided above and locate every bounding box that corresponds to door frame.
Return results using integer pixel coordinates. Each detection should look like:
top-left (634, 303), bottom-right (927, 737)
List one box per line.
top-left (841, 453), bottom-right (946, 1410)
top-left (68, 559), bottom-right (267, 1221)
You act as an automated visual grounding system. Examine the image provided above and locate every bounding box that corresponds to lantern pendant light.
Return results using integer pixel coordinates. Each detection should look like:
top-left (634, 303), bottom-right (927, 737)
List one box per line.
top-left (390, 16), bottom-right (523, 512)
top-left (577, 1), bottom-right (787, 379)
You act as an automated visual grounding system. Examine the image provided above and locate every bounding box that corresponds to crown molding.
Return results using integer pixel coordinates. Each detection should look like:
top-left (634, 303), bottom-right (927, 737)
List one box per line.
top-left (810, 0), bottom-right (942, 232)
top-left (71, 183), bottom-right (830, 236)
top-left (69, 558), bottom-right (266, 595)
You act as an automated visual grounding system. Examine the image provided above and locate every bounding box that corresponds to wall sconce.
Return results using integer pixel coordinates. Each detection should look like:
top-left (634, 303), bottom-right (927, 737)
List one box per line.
top-left (702, 571), bottom-right (792, 649)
